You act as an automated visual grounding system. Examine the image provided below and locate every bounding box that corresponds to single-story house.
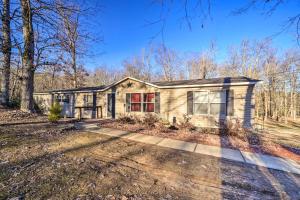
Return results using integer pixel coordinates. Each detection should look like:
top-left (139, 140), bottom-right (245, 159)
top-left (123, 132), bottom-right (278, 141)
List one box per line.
top-left (33, 76), bottom-right (260, 127)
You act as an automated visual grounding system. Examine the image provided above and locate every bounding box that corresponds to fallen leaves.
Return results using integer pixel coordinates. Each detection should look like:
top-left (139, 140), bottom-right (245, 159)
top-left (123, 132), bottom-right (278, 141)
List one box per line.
top-left (100, 121), bottom-right (300, 163)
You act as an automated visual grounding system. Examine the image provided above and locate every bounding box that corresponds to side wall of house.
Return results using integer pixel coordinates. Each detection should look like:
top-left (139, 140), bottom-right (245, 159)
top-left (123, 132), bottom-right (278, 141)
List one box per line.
top-left (74, 92), bottom-right (95, 118)
top-left (33, 93), bottom-right (53, 113)
top-left (159, 85), bottom-right (255, 127)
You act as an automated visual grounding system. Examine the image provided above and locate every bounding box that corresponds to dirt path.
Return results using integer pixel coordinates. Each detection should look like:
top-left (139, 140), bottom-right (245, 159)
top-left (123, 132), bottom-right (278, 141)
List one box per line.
top-left (1, 124), bottom-right (300, 199)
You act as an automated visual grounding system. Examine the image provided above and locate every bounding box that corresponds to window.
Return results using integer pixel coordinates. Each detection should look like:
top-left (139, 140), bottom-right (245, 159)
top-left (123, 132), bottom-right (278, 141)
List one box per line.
top-left (194, 91), bottom-right (209, 114)
top-left (126, 93), bottom-right (156, 112)
top-left (63, 95), bottom-right (70, 103)
top-left (131, 93), bottom-right (142, 112)
top-left (143, 93), bottom-right (155, 112)
top-left (84, 94), bottom-right (93, 107)
top-left (55, 94), bottom-right (70, 103)
top-left (209, 91), bottom-right (226, 115)
top-left (55, 95), bottom-right (62, 102)
top-left (193, 90), bottom-right (226, 116)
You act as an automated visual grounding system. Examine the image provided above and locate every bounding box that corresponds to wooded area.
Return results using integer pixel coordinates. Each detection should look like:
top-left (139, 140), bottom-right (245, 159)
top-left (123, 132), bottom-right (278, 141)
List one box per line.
top-left (0, 0), bottom-right (299, 123)
top-left (0, 0), bottom-right (98, 112)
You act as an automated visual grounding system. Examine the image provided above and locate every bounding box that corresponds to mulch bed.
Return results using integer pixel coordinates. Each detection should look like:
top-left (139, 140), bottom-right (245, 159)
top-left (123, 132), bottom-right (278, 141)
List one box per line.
top-left (99, 120), bottom-right (300, 163)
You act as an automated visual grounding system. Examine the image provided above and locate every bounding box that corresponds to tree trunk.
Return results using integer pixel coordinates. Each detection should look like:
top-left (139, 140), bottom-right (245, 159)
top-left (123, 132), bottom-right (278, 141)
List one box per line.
top-left (1, 0), bottom-right (11, 105)
top-left (72, 48), bottom-right (77, 88)
top-left (284, 81), bottom-right (288, 124)
top-left (293, 92), bottom-right (297, 120)
top-left (51, 68), bottom-right (56, 89)
top-left (291, 75), bottom-right (297, 121)
top-left (264, 90), bottom-right (268, 120)
top-left (20, 0), bottom-right (35, 112)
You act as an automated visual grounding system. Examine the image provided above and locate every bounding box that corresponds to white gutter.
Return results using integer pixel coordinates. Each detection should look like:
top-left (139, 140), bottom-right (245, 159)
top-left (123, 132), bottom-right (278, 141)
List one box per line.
top-left (33, 92), bottom-right (51, 95)
top-left (156, 81), bottom-right (259, 89)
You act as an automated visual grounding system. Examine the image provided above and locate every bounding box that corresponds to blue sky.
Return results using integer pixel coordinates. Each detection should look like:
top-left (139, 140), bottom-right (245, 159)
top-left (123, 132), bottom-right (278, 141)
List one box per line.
top-left (85, 0), bottom-right (299, 70)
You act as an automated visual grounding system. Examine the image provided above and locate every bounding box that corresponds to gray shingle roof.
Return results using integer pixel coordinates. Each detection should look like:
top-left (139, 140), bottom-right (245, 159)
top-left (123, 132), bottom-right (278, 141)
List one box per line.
top-left (35, 76), bottom-right (260, 93)
top-left (151, 76), bottom-right (260, 87)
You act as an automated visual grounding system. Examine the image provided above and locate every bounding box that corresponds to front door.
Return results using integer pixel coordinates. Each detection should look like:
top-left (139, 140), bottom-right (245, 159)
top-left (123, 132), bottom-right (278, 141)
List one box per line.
top-left (107, 93), bottom-right (115, 119)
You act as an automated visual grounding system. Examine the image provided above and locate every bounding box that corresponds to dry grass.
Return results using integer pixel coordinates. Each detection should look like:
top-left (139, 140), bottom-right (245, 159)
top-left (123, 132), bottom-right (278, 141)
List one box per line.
top-left (100, 116), bottom-right (300, 163)
top-left (255, 119), bottom-right (300, 148)
top-left (2, 123), bottom-right (300, 199)
top-left (1, 110), bottom-right (300, 199)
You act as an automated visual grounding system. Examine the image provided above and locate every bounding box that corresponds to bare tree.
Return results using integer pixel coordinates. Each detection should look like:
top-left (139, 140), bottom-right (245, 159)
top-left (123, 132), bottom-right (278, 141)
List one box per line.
top-left (58, 9), bottom-right (79, 88)
top-left (219, 39), bottom-right (300, 121)
top-left (121, 47), bottom-right (157, 81)
top-left (155, 44), bottom-right (181, 81)
top-left (57, 2), bottom-right (97, 89)
top-left (15, 0), bottom-right (94, 111)
top-left (86, 65), bottom-right (123, 86)
top-left (186, 42), bottom-right (217, 79)
top-left (0, 0), bottom-right (12, 105)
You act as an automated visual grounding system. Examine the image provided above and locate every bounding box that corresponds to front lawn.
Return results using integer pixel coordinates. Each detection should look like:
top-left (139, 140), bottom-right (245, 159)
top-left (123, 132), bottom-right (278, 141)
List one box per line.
top-left (1, 109), bottom-right (300, 199)
top-left (1, 119), bottom-right (300, 199)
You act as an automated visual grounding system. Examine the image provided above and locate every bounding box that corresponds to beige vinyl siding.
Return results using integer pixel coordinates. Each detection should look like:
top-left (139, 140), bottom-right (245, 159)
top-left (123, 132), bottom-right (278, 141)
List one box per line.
top-left (159, 85), bottom-right (255, 127)
top-left (97, 79), bottom-right (255, 127)
top-left (96, 79), bottom-right (159, 119)
top-left (33, 93), bottom-right (53, 113)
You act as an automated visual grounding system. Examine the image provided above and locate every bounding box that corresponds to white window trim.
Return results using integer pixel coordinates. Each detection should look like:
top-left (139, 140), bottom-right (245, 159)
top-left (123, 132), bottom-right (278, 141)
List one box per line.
top-left (193, 90), bottom-right (227, 116)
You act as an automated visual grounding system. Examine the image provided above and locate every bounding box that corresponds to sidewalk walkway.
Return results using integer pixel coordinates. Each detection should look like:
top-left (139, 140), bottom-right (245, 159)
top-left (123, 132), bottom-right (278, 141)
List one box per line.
top-left (76, 122), bottom-right (300, 175)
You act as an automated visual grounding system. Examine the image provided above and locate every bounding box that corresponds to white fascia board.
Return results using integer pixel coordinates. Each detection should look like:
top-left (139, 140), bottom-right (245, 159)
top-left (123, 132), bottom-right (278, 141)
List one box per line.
top-left (98, 77), bottom-right (159, 92)
top-left (156, 81), bottom-right (258, 89)
top-left (33, 92), bottom-right (51, 95)
top-left (52, 91), bottom-right (76, 94)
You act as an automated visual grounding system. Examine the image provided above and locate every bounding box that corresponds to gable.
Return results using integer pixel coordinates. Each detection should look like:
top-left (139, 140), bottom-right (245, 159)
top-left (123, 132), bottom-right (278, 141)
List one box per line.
top-left (104, 78), bottom-right (159, 93)
top-left (102, 77), bottom-right (158, 92)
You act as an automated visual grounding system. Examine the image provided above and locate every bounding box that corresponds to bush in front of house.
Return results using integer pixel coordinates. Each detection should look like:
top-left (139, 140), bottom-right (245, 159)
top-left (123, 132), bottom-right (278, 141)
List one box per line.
top-left (143, 113), bottom-right (159, 128)
top-left (48, 102), bottom-right (62, 123)
top-left (116, 114), bottom-right (136, 124)
top-left (178, 114), bottom-right (197, 131)
top-left (219, 118), bottom-right (249, 140)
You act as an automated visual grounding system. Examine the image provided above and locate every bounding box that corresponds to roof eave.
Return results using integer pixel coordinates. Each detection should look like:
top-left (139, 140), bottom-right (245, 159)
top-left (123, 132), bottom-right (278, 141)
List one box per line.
top-left (156, 81), bottom-right (259, 89)
top-left (99, 77), bottom-right (160, 92)
top-left (34, 78), bottom-right (261, 94)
